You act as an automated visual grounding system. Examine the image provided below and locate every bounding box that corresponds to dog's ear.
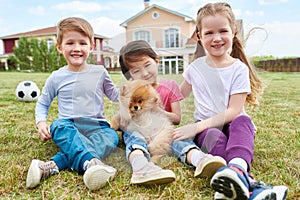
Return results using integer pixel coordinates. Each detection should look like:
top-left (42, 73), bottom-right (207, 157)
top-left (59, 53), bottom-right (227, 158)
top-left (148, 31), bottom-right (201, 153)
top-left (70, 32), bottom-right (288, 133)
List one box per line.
top-left (151, 82), bottom-right (157, 89)
top-left (154, 96), bottom-right (159, 103)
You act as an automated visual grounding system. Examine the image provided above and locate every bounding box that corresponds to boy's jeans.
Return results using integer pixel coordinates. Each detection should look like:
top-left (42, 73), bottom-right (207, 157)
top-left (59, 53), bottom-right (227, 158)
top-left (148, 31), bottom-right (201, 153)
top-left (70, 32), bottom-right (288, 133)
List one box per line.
top-left (50, 118), bottom-right (119, 173)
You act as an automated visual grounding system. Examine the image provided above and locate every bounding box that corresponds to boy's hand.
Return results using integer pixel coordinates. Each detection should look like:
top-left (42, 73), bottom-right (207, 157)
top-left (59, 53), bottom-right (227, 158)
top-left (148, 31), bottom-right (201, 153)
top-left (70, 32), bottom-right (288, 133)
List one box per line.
top-left (172, 123), bottom-right (199, 141)
top-left (36, 121), bottom-right (51, 141)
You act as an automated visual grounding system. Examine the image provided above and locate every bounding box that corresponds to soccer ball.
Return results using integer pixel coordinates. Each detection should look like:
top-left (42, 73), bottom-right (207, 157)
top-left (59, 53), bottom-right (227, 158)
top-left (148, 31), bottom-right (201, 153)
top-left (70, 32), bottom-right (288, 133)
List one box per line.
top-left (15, 81), bottom-right (40, 102)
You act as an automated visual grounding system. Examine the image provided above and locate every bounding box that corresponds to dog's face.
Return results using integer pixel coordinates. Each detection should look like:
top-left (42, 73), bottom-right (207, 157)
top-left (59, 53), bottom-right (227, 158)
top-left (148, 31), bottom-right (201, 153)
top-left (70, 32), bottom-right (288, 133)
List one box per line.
top-left (129, 84), bottom-right (158, 113)
top-left (120, 80), bottom-right (159, 115)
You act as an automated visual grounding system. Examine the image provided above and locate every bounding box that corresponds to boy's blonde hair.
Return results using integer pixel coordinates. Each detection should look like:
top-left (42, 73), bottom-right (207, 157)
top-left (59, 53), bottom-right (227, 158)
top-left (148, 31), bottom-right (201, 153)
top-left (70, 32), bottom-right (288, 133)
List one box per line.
top-left (195, 2), bottom-right (263, 106)
top-left (56, 17), bottom-right (94, 47)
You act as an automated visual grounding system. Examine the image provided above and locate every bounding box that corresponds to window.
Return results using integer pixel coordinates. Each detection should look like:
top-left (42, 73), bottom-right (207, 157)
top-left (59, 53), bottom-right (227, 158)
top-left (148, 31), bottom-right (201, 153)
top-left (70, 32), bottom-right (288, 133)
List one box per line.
top-left (152, 11), bottom-right (159, 19)
top-left (46, 39), bottom-right (54, 51)
top-left (134, 31), bottom-right (150, 42)
top-left (165, 28), bottom-right (179, 48)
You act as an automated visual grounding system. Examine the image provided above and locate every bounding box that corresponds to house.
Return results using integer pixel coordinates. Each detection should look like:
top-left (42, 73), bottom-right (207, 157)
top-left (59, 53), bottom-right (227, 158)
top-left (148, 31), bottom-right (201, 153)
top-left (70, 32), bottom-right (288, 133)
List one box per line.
top-left (120, 1), bottom-right (198, 74)
top-left (0, 26), bottom-right (110, 70)
top-left (118, 0), bottom-right (244, 74)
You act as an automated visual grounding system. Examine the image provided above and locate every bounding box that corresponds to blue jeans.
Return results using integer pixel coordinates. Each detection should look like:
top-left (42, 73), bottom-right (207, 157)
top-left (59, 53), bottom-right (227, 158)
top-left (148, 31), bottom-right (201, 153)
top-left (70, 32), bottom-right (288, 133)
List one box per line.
top-left (122, 130), bottom-right (151, 161)
top-left (122, 130), bottom-right (199, 166)
top-left (50, 118), bottom-right (119, 173)
top-left (172, 139), bottom-right (200, 167)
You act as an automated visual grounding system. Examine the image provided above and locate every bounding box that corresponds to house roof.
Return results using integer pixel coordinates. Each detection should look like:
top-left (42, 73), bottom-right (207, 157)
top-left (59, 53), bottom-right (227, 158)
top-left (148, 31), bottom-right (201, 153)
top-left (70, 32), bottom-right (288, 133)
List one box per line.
top-left (186, 31), bottom-right (197, 45)
top-left (120, 4), bottom-right (194, 27)
top-left (1, 26), bottom-right (109, 40)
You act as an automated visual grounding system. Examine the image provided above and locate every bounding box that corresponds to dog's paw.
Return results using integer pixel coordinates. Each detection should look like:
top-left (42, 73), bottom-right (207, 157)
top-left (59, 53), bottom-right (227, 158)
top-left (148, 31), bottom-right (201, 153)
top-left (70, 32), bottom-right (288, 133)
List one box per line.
top-left (110, 123), bottom-right (119, 130)
top-left (110, 114), bottom-right (120, 130)
top-left (150, 155), bottom-right (161, 164)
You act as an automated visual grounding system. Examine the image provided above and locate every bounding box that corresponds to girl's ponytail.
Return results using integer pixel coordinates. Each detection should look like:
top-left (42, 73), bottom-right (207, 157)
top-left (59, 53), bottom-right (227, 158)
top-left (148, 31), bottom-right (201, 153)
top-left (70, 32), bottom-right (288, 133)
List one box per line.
top-left (193, 27), bottom-right (206, 61)
top-left (231, 35), bottom-right (264, 106)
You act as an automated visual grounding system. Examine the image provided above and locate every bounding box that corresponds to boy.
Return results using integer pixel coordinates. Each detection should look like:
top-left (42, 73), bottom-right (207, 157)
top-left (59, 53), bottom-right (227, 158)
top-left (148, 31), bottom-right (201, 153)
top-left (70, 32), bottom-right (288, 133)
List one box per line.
top-left (26, 17), bottom-right (119, 191)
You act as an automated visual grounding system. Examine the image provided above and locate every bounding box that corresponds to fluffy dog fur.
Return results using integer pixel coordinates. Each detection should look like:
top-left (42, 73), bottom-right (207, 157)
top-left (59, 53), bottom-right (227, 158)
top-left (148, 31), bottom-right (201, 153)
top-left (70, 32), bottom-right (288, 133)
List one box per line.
top-left (111, 79), bottom-right (173, 162)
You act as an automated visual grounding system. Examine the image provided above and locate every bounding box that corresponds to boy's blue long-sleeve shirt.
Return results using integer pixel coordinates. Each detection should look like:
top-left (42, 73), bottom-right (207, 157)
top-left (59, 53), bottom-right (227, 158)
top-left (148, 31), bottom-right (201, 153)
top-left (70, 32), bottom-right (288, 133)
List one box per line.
top-left (35, 65), bottom-right (119, 124)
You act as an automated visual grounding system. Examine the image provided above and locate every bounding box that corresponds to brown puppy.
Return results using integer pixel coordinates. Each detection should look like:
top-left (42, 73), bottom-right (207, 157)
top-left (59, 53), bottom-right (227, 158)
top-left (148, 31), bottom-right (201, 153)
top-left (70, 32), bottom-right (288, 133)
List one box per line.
top-left (111, 79), bottom-right (173, 163)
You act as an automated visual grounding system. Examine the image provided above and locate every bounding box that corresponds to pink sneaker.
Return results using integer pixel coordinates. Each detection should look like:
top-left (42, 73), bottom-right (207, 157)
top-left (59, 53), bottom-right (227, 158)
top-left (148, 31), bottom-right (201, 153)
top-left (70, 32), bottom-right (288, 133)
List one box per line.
top-left (131, 162), bottom-right (175, 185)
top-left (194, 154), bottom-right (226, 179)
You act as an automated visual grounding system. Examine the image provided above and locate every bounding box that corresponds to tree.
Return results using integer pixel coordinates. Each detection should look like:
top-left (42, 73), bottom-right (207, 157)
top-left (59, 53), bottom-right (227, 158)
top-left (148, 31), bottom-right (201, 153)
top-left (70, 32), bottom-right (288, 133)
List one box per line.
top-left (10, 37), bottom-right (66, 72)
top-left (12, 37), bottom-right (33, 70)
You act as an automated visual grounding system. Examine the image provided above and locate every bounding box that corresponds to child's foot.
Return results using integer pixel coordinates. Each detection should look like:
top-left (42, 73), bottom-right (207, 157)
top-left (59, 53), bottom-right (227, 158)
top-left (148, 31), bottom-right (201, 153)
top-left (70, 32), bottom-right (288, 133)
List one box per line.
top-left (214, 180), bottom-right (288, 200)
top-left (249, 182), bottom-right (288, 200)
top-left (83, 158), bottom-right (116, 191)
top-left (26, 159), bottom-right (59, 189)
top-left (194, 154), bottom-right (226, 179)
top-left (210, 164), bottom-right (250, 200)
top-left (214, 192), bottom-right (232, 200)
top-left (130, 161), bottom-right (175, 185)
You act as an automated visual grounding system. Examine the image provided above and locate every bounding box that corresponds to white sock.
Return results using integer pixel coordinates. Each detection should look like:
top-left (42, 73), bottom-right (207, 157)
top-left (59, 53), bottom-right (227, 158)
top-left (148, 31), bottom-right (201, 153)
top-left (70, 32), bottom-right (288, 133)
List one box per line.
top-left (131, 155), bottom-right (148, 172)
top-left (248, 176), bottom-right (255, 183)
top-left (83, 160), bottom-right (90, 171)
top-left (190, 150), bottom-right (205, 167)
top-left (229, 158), bottom-right (248, 172)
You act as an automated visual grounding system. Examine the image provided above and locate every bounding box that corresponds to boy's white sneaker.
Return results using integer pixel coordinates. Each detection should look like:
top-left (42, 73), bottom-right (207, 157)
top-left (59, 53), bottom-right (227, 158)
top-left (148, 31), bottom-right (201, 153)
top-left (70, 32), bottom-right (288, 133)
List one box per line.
top-left (26, 159), bottom-right (59, 189)
top-left (83, 158), bottom-right (116, 191)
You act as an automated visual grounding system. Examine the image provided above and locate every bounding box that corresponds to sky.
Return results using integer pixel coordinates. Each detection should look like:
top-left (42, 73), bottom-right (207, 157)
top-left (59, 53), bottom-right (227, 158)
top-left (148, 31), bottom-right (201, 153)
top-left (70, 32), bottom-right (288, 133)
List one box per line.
top-left (0, 0), bottom-right (299, 58)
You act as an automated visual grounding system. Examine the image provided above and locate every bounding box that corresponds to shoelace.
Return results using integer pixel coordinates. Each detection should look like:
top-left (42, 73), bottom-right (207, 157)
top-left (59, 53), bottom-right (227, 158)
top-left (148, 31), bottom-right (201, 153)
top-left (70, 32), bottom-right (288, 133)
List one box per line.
top-left (250, 181), bottom-right (271, 190)
top-left (40, 162), bottom-right (58, 180)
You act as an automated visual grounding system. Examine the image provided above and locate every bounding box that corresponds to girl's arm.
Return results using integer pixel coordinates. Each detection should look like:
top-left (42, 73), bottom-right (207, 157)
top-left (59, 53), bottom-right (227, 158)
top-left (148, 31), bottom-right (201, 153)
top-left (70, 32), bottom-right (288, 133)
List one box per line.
top-left (163, 79), bottom-right (189, 125)
top-left (162, 101), bottom-right (181, 125)
top-left (180, 80), bottom-right (192, 98)
top-left (172, 92), bottom-right (247, 141)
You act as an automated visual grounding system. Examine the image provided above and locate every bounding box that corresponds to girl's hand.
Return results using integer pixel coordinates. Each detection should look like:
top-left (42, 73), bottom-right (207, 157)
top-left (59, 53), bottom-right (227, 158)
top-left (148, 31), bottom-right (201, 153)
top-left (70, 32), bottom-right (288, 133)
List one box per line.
top-left (36, 121), bottom-right (51, 141)
top-left (172, 123), bottom-right (199, 141)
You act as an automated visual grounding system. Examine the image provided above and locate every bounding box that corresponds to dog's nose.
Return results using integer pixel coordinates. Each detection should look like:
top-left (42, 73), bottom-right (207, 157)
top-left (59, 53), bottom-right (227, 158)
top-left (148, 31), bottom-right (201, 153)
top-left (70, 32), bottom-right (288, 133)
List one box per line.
top-left (134, 106), bottom-right (139, 111)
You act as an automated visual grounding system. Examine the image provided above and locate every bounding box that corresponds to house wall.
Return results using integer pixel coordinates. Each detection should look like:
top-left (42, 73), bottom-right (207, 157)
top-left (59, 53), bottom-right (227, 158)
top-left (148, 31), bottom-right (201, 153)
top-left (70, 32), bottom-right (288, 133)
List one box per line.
top-left (125, 7), bottom-right (195, 48)
top-left (3, 39), bottom-right (16, 54)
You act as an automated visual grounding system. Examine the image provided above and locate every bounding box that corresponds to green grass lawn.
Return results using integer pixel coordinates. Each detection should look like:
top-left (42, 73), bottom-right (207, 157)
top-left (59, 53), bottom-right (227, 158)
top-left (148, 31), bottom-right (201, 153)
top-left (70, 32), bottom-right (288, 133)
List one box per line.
top-left (0, 71), bottom-right (299, 199)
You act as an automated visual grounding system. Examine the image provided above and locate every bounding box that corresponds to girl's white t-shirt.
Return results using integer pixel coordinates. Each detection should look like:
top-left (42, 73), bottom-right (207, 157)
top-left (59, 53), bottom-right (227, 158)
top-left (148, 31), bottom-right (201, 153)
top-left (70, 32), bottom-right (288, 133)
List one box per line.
top-left (183, 56), bottom-right (251, 121)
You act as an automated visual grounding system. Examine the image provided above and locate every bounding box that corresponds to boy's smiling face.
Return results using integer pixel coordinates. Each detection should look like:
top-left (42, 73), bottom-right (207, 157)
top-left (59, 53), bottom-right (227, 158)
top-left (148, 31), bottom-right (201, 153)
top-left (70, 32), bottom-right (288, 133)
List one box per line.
top-left (56, 30), bottom-right (93, 71)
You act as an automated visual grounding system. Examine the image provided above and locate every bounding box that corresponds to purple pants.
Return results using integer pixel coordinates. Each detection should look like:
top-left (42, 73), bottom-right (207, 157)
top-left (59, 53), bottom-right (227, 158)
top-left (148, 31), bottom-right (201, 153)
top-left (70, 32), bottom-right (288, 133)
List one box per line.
top-left (194, 115), bottom-right (255, 171)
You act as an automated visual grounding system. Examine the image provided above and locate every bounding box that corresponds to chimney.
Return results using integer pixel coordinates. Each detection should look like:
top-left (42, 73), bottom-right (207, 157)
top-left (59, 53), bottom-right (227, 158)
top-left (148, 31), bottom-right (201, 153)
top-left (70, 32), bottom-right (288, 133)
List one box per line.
top-left (144, 0), bottom-right (150, 9)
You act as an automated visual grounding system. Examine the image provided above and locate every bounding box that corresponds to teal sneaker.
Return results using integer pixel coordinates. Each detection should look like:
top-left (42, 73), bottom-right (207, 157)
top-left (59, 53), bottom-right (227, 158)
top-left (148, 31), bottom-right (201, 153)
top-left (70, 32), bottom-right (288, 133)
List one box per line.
top-left (249, 181), bottom-right (288, 200)
top-left (211, 164), bottom-right (250, 200)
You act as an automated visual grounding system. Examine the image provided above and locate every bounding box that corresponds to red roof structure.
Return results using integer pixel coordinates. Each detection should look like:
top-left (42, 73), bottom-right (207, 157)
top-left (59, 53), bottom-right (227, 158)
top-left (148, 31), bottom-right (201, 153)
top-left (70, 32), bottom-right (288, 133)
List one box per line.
top-left (0, 26), bottom-right (110, 69)
top-left (1, 26), bottom-right (108, 40)
top-left (1, 27), bottom-right (57, 39)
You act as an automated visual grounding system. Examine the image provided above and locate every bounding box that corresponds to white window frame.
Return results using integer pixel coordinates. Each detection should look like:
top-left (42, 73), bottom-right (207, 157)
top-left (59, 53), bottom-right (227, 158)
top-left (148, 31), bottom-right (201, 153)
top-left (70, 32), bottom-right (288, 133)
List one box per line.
top-left (164, 28), bottom-right (179, 48)
top-left (46, 39), bottom-right (54, 51)
top-left (134, 30), bottom-right (150, 42)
